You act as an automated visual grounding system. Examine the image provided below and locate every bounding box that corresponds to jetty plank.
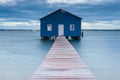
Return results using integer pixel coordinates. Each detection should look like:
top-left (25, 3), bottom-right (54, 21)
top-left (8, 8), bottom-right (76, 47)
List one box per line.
top-left (31, 36), bottom-right (95, 80)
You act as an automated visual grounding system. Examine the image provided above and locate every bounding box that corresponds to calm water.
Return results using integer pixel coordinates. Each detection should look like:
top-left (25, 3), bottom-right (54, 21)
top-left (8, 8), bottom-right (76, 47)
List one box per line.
top-left (0, 31), bottom-right (53, 80)
top-left (0, 31), bottom-right (120, 80)
top-left (70, 31), bottom-right (120, 80)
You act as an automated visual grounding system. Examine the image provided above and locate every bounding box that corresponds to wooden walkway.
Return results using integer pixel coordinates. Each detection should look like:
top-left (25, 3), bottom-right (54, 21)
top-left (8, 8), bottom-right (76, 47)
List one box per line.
top-left (31, 36), bottom-right (95, 80)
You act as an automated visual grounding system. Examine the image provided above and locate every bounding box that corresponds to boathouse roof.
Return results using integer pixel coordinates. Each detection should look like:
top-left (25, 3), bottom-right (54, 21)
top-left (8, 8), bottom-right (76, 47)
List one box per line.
top-left (40, 9), bottom-right (82, 20)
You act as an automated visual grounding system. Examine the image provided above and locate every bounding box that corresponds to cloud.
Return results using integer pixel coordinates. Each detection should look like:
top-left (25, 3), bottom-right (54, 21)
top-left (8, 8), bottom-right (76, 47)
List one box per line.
top-left (46, 0), bottom-right (115, 4)
top-left (0, 0), bottom-right (14, 4)
top-left (82, 20), bottom-right (120, 30)
top-left (0, 20), bottom-right (39, 27)
top-left (0, 20), bottom-right (39, 29)
top-left (0, 0), bottom-right (24, 6)
top-left (1, 18), bottom-right (120, 30)
top-left (0, 0), bottom-right (16, 5)
top-left (0, 18), bottom-right (8, 21)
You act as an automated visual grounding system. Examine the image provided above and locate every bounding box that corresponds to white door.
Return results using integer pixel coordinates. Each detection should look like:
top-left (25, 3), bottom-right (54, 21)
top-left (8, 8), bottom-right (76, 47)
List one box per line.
top-left (58, 24), bottom-right (64, 36)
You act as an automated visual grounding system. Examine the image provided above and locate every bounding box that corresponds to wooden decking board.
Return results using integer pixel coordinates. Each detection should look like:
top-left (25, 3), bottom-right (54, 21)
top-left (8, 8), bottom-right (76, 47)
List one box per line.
top-left (31, 36), bottom-right (95, 80)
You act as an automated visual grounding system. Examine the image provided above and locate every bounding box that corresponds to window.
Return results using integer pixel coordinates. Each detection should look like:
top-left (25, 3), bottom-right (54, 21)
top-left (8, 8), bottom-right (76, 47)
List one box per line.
top-left (70, 24), bottom-right (75, 31)
top-left (47, 24), bottom-right (52, 31)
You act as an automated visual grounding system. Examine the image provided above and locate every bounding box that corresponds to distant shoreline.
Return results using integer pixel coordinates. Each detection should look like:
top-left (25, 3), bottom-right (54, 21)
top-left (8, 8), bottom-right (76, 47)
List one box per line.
top-left (82, 29), bottom-right (120, 31)
top-left (0, 29), bottom-right (40, 31)
top-left (0, 29), bottom-right (120, 31)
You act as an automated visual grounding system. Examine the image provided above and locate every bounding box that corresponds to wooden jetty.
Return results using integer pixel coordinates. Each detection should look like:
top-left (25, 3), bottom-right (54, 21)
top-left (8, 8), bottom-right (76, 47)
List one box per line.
top-left (32, 36), bottom-right (95, 80)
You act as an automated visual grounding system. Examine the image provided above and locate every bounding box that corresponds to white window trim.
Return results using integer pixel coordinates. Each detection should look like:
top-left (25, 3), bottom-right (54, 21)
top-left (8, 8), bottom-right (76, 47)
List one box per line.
top-left (70, 24), bottom-right (75, 31)
top-left (47, 24), bottom-right (52, 31)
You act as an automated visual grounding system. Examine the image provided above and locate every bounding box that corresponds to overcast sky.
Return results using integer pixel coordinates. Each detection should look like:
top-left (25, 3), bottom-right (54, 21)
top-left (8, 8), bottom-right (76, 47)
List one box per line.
top-left (0, 0), bottom-right (120, 30)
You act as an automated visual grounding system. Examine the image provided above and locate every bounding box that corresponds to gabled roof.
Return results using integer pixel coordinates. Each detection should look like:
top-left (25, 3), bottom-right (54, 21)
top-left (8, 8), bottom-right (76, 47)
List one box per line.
top-left (40, 9), bottom-right (82, 20)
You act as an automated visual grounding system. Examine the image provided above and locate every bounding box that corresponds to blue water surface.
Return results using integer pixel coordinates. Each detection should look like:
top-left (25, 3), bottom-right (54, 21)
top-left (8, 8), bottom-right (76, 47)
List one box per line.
top-left (70, 31), bottom-right (120, 80)
top-left (0, 31), bottom-right (53, 80)
top-left (0, 31), bottom-right (120, 80)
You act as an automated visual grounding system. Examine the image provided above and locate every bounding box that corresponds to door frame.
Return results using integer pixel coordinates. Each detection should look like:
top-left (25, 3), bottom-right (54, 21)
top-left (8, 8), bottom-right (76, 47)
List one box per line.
top-left (58, 24), bottom-right (64, 36)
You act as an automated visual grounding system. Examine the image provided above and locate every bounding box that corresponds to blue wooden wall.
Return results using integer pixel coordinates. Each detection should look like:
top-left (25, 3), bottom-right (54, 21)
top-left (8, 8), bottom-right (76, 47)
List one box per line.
top-left (40, 9), bottom-right (82, 37)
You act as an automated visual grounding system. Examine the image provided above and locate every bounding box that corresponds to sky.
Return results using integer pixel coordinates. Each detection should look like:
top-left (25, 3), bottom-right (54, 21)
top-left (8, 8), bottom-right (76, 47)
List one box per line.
top-left (0, 0), bottom-right (120, 30)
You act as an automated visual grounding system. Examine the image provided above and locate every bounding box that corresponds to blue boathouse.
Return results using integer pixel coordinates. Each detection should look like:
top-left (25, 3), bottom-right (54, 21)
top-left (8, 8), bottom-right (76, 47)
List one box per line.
top-left (39, 9), bottom-right (82, 40)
